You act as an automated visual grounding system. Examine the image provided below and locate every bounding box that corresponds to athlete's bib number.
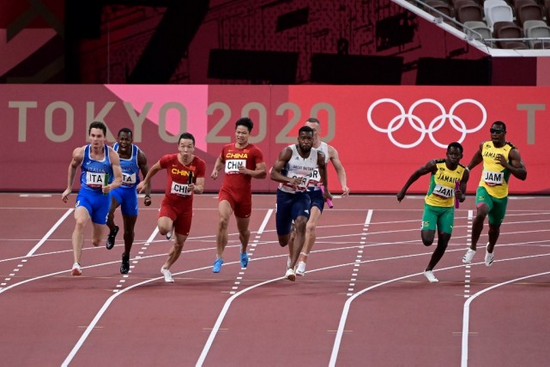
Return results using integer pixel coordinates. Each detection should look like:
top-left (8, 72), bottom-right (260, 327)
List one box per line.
top-left (171, 182), bottom-right (192, 196)
top-left (280, 174), bottom-right (309, 193)
top-left (294, 175), bottom-right (309, 192)
top-left (307, 168), bottom-right (322, 187)
top-left (86, 172), bottom-right (107, 188)
top-left (224, 159), bottom-right (246, 174)
top-left (433, 184), bottom-right (454, 198)
top-left (122, 172), bottom-right (136, 185)
top-left (483, 170), bottom-right (503, 186)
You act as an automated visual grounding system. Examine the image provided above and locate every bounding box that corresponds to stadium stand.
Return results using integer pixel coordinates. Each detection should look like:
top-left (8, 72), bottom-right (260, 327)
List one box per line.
top-left (405, 0), bottom-right (550, 50)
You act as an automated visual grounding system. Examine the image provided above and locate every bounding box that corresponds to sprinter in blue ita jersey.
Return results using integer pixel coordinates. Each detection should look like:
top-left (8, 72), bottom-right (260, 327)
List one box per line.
top-left (105, 128), bottom-right (151, 274)
top-left (62, 121), bottom-right (122, 276)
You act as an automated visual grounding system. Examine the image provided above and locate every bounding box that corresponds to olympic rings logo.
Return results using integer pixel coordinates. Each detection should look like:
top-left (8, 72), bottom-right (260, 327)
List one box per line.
top-left (366, 98), bottom-right (487, 149)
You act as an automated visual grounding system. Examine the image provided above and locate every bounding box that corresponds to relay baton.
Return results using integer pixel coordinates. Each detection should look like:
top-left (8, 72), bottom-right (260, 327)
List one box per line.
top-left (454, 180), bottom-right (460, 209)
top-left (104, 173), bottom-right (109, 196)
top-left (188, 170), bottom-right (194, 185)
top-left (320, 185), bottom-right (333, 208)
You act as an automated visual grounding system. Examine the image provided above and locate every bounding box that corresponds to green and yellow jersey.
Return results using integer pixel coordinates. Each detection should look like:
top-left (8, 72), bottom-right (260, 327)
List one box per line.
top-left (425, 160), bottom-right (466, 207)
top-left (478, 140), bottom-right (516, 199)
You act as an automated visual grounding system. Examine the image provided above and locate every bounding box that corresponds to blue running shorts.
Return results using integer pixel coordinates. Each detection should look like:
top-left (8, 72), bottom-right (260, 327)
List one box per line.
top-left (275, 189), bottom-right (311, 236)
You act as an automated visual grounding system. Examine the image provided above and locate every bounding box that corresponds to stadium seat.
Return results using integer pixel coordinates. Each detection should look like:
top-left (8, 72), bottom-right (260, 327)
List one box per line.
top-left (485, 2), bottom-right (515, 29)
top-left (456, 3), bottom-right (484, 23)
top-left (500, 41), bottom-right (530, 49)
top-left (485, 4), bottom-right (514, 28)
top-left (516, 3), bottom-right (544, 27)
top-left (425, 0), bottom-right (455, 19)
top-left (452, 0), bottom-right (478, 9)
top-left (493, 21), bottom-right (522, 34)
top-left (514, 0), bottom-right (544, 18)
top-left (494, 21), bottom-right (528, 48)
top-left (510, 0), bottom-right (539, 7)
top-left (524, 21), bottom-right (550, 48)
top-left (483, 0), bottom-right (509, 13)
top-left (523, 19), bottom-right (548, 35)
top-left (533, 41), bottom-right (550, 49)
top-left (464, 20), bottom-right (493, 40)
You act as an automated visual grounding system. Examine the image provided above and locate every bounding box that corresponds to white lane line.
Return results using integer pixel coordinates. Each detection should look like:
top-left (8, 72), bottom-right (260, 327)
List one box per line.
top-left (62, 220), bottom-right (276, 365)
top-left (0, 209), bottom-right (73, 291)
top-left (329, 267), bottom-right (436, 367)
top-left (258, 209), bottom-right (273, 234)
top-left (461, 271), bottom-right (550, 367)
top-left (328, 252), bottom-right (550, 367)
top-left (3, 235), bottom-right (548, 364)
top-left (463, 209), bottom-right (474, 298)
top-left (196, 276), bottom-right (283, 367)
top-left (113, 227), bottom-right (159, 293)
top-left (347, 210), bottom-right (372, 296)
top-left (27, 208), bottom-right (74, 256)
top-left (61, 226), bottom-right (160, 367)
top-left (61, 266), bottom-right (216, 367)
top-left (0, 245), bottom-right (279, 295)
top-left (230, 209), bottom-right (273, 295)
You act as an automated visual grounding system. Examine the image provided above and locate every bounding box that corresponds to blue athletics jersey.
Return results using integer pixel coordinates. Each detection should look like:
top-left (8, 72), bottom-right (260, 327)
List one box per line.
top-left (79, 144), bottom-right (114, 193)
top-left (113, 142), bottom-right (140, 190)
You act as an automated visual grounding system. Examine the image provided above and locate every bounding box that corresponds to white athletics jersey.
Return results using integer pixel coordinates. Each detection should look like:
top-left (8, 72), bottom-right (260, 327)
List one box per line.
top-left (307, 141), bottom-right (329, 188)
top-left (279, 144), bottom-right (319, 194)
top-left (318, 141), bottom-right (329, 163)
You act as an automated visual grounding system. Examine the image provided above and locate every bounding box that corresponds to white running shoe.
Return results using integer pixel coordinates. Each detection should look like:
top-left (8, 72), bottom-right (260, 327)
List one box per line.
top-left (285, 268), bottom-right (296, 282)
top-left (485, 243), bottom-right (494, 267)
top-left (71, 263), bottom-right (82, 276)
top-left (165, 230), bottom-right (173, 241)
top-left (462, 249), bottom-right (476, 264)
top-left (296, 261), bottom-right (307, 276)
top-left (423, 270), bottom-right (439, 283)
top-left (161, 267), bottom-right (174, 283)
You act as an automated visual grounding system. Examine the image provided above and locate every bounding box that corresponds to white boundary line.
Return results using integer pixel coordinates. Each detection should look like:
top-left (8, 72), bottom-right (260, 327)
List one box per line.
top-left (27, 208), bottom-right (73, 256)
top-left (328, 252), bottom-right (550, 367)
top-left (61, 227), bottom-right (158, 366)
top-left (196, 209), bottom-right (273, 366)
top-left (62, 210), bottom-right (275, 366)
top-left (461, 270), bottom-right (550, 367)
top-left (1, 201), bottom-right (548, 365)
top-left (195, 276), bottom-right (284, 367)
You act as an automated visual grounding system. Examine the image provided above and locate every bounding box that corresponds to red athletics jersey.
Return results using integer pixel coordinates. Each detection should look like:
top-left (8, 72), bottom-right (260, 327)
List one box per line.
top-left (159, 153), bottom-right (206, 203)
top-left (219, 143), bottom-right (264, 193)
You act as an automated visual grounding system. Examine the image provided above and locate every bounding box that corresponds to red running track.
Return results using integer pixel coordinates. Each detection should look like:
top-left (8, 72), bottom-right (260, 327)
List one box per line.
top-left (1, 193), bottom-right (549, 366)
